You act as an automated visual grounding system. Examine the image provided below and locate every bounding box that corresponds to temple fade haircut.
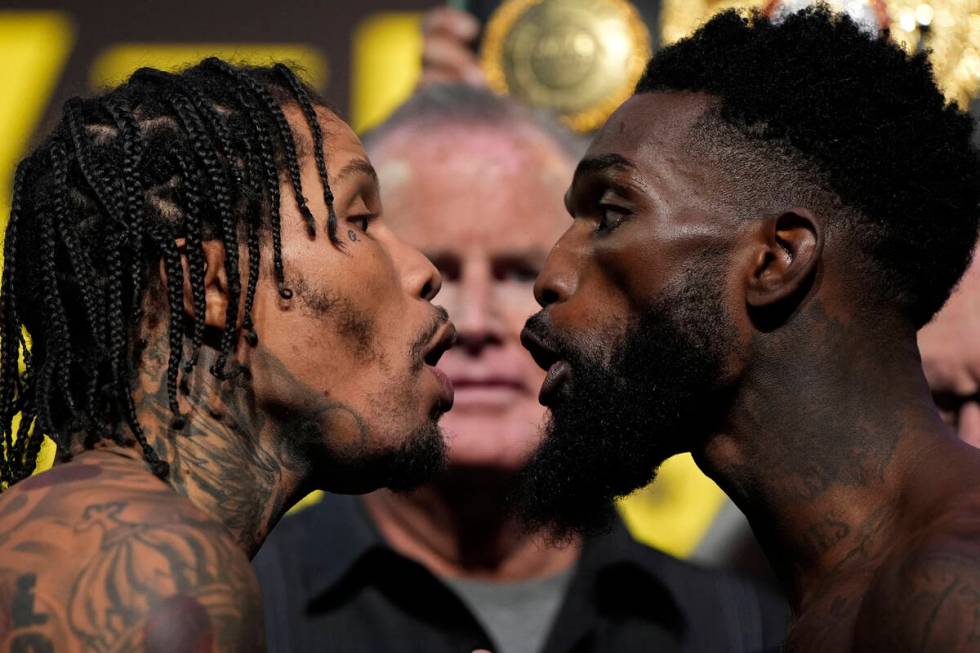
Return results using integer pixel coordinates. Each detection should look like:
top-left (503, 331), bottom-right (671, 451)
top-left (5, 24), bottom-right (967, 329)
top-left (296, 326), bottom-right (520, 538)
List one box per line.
top-left (637, 6), bottom-right (980, 328)
top-left (0, 59), bottom-right (342, 489)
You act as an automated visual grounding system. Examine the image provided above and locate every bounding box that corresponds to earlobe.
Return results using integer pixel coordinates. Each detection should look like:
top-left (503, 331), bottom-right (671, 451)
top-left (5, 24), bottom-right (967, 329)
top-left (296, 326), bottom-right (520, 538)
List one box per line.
top-left (745, 209), bottom-right (822, 310)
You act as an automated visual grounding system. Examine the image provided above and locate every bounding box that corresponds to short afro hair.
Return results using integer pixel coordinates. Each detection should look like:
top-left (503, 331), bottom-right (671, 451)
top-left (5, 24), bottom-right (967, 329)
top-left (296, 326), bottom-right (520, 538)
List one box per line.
top-left (636, 6), bottom-right (980, 328)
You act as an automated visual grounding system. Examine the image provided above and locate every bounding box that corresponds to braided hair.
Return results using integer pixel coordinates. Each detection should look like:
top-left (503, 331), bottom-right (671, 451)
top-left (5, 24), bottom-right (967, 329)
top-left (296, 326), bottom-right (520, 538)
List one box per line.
top-left (0, 59), bottom-right (340, 489)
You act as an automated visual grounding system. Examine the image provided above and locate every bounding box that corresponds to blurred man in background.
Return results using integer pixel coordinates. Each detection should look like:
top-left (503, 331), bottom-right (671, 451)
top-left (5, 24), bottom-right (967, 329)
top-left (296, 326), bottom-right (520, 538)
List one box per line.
top-left (920, 255), bottom-right (980, 447)
top-left (254, 85), bottom-right (788, 653)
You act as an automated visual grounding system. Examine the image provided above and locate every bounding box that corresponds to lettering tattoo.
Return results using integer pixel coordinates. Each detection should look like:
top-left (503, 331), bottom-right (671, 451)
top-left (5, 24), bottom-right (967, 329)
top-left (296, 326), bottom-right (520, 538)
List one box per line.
top-left (0, 573), bottom-right (55, 653)
top-left (347, 229), bottom-right (358, 242)
top-left (12, 575), bottom-right (47, 628)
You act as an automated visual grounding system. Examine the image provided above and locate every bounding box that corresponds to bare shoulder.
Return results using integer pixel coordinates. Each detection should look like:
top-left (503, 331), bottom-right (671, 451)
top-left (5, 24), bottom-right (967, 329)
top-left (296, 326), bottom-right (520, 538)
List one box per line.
top-left (855, 513), bottom-right (980, 653)
top-left (0, 458), bottom-right (264, 652)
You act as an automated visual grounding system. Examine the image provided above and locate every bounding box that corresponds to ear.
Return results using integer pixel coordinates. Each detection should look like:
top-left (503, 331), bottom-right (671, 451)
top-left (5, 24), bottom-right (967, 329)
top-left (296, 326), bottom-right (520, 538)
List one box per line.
top-left (175, 240), bottom-right (229, 329)
top-left (744, 209), bottom-right (822, 309)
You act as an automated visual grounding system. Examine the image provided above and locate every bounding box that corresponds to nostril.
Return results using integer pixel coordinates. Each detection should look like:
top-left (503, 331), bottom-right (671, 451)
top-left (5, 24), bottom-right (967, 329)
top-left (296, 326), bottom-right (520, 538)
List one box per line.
top-left (420, 278), bottom-right (437, 301)
top-left (538, 287), bottom-right (561, 308)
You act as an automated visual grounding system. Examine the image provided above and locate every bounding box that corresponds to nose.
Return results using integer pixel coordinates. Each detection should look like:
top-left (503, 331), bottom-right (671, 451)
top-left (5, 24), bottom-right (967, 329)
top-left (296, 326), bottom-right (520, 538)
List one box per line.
top-left (393, 235), bottom-right (442, 301)
top-left (533, 228), bottom-right (577, 309)
top-left (958, 400), bottom-right (980, 449)
top-left (453, 260), bottom-right (504, 353)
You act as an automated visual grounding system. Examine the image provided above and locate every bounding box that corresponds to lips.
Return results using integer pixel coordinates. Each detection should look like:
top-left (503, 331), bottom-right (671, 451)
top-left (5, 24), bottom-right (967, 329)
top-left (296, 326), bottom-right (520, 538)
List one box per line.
top-left (423, 323), bottom-right (457, 410)
top-left (423, 322), bottom-right (457, 367)
top-left (429, 365), bottom-right (454, 411)
top-left (520, 324), bottom-right (570, 405)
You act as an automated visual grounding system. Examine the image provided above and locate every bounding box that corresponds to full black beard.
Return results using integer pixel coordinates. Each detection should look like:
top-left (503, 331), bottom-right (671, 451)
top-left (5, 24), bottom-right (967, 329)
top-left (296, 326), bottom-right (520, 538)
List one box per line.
top-left (514, 269), bottom-right (732, 541)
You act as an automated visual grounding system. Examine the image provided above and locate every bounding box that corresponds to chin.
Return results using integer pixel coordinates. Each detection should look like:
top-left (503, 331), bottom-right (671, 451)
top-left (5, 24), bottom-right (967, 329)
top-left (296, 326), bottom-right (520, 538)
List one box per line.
top-left (315, 417), bottom-right (449, 494)
top-left (440, 420), bottom-right (541, 472)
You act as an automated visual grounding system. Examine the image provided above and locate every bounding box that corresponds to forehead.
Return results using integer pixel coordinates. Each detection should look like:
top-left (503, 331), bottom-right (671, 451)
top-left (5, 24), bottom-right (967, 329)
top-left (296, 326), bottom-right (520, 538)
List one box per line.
top-left (586, 92), bottom-right (716, 189)
top-left (372, 124), bottom-right (573, 252)
top-left (284, 104), bottom-right (367, 169)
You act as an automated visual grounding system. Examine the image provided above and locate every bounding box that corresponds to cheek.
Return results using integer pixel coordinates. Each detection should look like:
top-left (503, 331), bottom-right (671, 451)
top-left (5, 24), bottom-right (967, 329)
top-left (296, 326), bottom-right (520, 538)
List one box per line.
top-left (594, 231), bottom-right (672, 310)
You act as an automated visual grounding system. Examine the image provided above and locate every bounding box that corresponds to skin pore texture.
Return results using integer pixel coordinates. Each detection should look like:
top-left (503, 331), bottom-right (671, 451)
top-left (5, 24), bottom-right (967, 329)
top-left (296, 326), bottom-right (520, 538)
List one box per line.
top-left (360, 122), bottom-right (582, 580)
top-left (521, 90), bottom-right (980, 652)
top-left (0, 106), bottom-right (454, 652)
top-left (919, 255), bottom-right (980, 446)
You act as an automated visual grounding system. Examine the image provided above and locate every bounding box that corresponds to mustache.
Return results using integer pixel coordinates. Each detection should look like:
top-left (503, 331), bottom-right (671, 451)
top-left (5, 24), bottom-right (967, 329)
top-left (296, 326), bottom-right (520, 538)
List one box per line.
top-left (410, 305), bottom-right (451, 370)
top-left (523, 311), bottom-right (584, 364)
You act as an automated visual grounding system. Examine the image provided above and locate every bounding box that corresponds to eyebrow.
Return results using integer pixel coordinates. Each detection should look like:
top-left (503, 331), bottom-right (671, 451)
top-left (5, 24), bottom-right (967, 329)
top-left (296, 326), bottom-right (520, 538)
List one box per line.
top-left (335, 158), bottom-right (378, 184)
top-left (573, 153), bottom-right (636, 179)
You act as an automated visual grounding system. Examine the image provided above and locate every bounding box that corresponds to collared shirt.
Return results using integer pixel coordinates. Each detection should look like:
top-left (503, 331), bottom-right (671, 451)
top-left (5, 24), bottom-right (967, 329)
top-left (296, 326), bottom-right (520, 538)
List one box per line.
top-left (254, 495), bottom-right (789, 653)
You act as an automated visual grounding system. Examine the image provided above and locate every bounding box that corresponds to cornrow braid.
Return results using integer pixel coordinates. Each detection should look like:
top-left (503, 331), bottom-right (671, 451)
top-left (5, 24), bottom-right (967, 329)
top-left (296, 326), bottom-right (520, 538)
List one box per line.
top-left (0, 59), bottom-right (339, 488)
top-left (275, 64), bottom-right (341, 246)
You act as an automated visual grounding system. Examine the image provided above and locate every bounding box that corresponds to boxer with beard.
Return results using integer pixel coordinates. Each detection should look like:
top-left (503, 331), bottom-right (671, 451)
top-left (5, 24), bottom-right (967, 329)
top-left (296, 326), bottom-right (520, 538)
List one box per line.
top-left (519, 8), bottom-right (980, 652)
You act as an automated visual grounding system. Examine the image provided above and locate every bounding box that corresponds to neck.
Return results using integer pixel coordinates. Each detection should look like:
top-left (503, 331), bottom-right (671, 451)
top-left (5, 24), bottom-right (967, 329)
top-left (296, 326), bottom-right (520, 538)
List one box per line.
top-left (133, 339), bottom-right (313, 558)
top-left (696, 302), bottom-right (952, 610)
top-left (363, 468), bottom-right (581, 580)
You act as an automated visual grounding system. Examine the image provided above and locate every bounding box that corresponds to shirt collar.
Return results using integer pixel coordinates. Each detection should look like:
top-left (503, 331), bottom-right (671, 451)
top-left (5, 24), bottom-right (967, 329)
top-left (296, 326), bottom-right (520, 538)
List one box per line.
top-left (295, 495), bottom-right (686, 628)
top-left (295, 494), bottom-right (387, 603)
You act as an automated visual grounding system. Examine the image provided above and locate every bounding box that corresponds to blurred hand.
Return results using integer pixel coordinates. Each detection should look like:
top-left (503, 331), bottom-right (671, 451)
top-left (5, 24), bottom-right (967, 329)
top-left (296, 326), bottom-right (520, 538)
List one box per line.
top-left (919, 257), bottom-right (980, 447)
top-left (420, 6), bottom-right (487, 87)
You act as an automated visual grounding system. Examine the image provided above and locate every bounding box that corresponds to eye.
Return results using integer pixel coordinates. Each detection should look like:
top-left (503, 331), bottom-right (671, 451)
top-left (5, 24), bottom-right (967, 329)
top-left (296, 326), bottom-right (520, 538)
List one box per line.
top-left (596, 203), bottom-right (630, 234)
top-left (429, 254), bottom-right (461, 282)
top-left (492, 257), bottom-right (540, 283)
top-left (349, 214), bottom-right (373, 233)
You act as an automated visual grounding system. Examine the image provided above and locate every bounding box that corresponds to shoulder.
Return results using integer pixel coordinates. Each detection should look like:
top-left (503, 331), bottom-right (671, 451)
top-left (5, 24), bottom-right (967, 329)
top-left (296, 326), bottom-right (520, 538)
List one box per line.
top-left (858, 527), bottom-right (980, 652)
top-left (1, 473), bottom-right (264, 652)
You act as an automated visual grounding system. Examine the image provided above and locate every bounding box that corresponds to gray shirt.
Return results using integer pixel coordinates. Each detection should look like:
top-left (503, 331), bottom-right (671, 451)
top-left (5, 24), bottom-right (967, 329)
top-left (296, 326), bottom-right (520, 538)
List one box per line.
top-left (443, 567), bottom-right (576, 653)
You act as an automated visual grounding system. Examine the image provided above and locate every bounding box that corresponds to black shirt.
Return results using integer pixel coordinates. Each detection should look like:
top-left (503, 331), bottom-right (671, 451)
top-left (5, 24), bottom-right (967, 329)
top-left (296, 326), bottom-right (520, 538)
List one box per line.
top-left (254, 495), bottom-right (788, 653)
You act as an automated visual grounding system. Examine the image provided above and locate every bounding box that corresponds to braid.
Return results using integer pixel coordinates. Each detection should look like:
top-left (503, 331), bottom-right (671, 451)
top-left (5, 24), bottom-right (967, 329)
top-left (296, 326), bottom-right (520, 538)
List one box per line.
top-left (275, 64), bottom-right (340, 245)
top-left (172, 151), bottom-right (208, 375)
top-left (30, 140), bottom-right (76, 465)
top-left (43, 140), bottom-right (78, 451)
top-left (202, 58), bottom-right (291, 300)
top-left (64, 100), bottom-right (110, 431)
top-left (151, 222), bottom-right (186, 428)
top-left (104, 96), bottom-right (147, 327)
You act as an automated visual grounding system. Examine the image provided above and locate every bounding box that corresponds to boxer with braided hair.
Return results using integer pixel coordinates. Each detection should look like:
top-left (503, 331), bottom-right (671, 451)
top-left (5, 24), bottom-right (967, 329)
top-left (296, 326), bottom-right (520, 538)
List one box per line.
top-left (0, 59), bottom-right (454, 652)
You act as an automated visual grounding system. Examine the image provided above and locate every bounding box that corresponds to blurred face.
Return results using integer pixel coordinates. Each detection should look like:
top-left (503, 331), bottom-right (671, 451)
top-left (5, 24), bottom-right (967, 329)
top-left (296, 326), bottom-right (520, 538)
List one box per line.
top-left (246, 108), bottom-right (454, 493)
top-left (517, 92), bottom-right (738, 535)
top-left (371, 124), bottom-right (571, 471)
top-left (919, 255), bottom-right (980, 447)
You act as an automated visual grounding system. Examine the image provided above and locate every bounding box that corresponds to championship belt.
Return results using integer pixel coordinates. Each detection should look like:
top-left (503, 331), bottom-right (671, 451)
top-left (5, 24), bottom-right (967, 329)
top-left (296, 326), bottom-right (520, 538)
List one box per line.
top-left (661, 0), bottom-right (980, 108)
top-left (479, 0), bottom-right (653, 133)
